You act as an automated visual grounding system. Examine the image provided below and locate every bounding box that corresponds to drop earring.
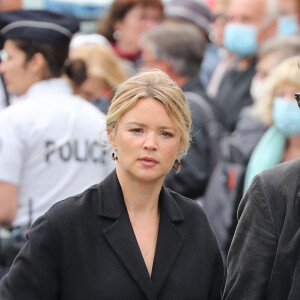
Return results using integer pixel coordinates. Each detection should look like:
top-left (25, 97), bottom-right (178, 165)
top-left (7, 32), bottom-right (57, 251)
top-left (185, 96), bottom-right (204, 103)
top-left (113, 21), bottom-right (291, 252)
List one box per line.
top-left (113, 30), bottom-right (121, 40)
top-left (111, 152), bottom-right (118, 161)
top-left (173, 159), bottom-right (181, 171)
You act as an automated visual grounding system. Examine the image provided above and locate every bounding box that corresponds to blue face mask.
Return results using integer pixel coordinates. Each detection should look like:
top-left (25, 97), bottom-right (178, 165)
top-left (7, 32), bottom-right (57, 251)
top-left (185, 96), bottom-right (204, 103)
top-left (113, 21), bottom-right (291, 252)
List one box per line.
top-left (278, 15), bottom-right (299, 36)
top-left (223, 23), bottom-right (258, 57)
top-left (272, 97), bottom-right (300, 136)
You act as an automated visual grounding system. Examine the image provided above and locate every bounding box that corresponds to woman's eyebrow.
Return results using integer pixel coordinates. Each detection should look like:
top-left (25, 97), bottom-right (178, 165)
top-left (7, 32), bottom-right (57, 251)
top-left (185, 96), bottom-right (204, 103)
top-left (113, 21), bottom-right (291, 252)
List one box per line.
top-left (126, 121), bottom-right (145, 126)
top-left (126, 122), bottom-right (177, 131)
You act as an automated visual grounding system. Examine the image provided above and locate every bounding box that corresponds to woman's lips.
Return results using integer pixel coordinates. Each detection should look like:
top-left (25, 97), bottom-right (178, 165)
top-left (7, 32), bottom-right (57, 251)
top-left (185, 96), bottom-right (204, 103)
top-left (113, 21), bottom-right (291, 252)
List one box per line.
top-left (138, 157), bottom-right (158, 167)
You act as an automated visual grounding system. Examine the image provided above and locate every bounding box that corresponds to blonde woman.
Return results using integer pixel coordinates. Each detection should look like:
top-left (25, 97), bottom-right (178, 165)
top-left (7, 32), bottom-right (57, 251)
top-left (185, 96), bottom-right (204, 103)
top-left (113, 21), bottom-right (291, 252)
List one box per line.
top-left (67, 43), bottom-right (127, 114)
top-left (244, 55), bottom-right (300, 191)
top-left (0, 70), bottom-right (224, 299)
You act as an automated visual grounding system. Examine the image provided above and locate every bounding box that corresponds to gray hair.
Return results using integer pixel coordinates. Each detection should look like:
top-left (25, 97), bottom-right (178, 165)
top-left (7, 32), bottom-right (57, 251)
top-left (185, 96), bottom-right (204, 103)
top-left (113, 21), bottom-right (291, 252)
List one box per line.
top-left (258, 35), bottom-right (300, 62)
top-left (140, 23), bottom-right (206, 78)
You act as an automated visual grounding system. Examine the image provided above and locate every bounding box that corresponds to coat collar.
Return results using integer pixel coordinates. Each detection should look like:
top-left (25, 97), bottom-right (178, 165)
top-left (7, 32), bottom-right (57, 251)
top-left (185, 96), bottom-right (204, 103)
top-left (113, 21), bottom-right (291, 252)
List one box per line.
top-left (97, 170), bottom-right (184, 299)
top-left (97, 169), bottom-right (184, 222)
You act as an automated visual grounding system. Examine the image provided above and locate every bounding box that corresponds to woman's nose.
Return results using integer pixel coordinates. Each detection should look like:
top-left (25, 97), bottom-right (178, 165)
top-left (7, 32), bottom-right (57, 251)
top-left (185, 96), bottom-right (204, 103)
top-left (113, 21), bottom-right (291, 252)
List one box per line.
top-left (143, 133), bottom-right (157, 150)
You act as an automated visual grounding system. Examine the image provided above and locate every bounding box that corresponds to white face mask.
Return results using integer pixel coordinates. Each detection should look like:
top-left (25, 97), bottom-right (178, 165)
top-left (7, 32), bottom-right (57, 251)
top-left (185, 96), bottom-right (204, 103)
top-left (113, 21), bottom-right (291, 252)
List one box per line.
top-left (250, 75), bottom-right (265, 102)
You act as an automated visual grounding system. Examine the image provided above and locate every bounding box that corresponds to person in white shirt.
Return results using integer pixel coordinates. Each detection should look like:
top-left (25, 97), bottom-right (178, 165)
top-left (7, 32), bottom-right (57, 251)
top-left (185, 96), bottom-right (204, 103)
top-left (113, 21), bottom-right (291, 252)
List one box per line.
top-left (0, 10), bottom-right (114, 228)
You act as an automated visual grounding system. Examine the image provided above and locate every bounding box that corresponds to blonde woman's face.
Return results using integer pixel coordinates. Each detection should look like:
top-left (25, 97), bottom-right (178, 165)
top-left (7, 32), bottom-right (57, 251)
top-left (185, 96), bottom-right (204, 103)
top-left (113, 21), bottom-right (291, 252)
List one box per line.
top-left (108, 97), bottom-right (182, 184)
top-left (275, 81), bottom-right (299, 101)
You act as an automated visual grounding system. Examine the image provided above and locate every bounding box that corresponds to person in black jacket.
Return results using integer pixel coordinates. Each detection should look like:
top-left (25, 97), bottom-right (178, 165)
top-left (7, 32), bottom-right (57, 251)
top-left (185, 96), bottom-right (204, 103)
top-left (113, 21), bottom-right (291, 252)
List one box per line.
top-left (224, 158), bottom-right (300, 299)
top-left (0, 69), bottom-right (224, 299)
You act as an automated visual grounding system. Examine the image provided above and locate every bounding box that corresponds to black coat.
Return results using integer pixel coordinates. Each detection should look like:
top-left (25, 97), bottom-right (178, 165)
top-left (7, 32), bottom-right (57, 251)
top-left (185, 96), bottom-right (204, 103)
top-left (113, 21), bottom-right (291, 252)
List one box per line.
top-left (0, 170), bottom-right (224, 300)
top-left (224, 158), bottom-right (300, 299)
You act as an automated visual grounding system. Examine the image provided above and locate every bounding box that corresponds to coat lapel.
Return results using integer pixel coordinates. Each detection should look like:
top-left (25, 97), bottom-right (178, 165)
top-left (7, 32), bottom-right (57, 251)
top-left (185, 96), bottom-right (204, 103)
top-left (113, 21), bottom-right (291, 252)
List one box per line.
top-left (97, 172), bottom-right (185, 298)
top-left (98, 171), bottom-right (157, 300)
top-left (151, 187), bottom-right (184, 295)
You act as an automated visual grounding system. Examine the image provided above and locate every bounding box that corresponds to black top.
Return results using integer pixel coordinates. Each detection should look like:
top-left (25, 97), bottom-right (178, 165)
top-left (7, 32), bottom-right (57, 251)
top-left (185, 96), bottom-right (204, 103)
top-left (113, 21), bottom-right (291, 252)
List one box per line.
top-left (224, 158), bottom-right (300, 299)
top-left (0, 170), bottom-right (224, 300)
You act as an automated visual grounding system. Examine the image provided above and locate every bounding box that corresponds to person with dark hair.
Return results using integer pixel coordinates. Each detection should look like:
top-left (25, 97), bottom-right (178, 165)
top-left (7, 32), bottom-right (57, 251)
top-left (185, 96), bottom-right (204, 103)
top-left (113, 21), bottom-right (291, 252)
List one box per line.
top-left (0, 10), bottom-right (114, 272)
top-left (98, 0), bottom-right (163, 74)
top-left (0, 69), bottom-right (224, 299)
top-left (0, 0), bottom-right (22, 110)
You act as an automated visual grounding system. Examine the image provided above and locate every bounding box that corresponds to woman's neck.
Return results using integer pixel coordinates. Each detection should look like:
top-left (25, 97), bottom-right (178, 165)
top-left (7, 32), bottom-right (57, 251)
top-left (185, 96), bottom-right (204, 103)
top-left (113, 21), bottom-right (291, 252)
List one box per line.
top-left (116, 168), bottom-right (162, 215)
top-left (112, 42), bottom-right (141, 61)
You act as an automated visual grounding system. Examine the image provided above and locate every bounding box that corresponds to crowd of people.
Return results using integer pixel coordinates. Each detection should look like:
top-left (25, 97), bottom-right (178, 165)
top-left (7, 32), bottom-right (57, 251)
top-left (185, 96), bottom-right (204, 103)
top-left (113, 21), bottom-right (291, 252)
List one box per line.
top-left (1, 0), bottom-right (300, 298)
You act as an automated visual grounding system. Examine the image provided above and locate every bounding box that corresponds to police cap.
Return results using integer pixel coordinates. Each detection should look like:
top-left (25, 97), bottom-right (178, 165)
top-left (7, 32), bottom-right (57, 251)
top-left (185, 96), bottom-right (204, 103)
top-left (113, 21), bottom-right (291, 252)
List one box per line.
top-left (0, 10), bottom-right (80, 48)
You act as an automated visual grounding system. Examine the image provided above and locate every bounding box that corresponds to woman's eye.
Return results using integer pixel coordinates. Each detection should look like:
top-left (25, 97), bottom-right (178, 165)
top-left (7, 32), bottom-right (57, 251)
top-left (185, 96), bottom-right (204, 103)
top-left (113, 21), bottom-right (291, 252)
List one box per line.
top-left (161, 131), bottom-right (173, 137)
top-left (130, 128), bottom-right (142, 133)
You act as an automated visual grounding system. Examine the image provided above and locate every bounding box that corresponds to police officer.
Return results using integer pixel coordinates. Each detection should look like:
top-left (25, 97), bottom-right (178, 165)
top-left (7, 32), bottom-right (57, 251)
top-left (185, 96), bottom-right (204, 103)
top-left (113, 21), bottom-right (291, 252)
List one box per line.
top-left (0, 0), bottom-right (22, 110)
top-left (0, 10), bottom-right (114, 229)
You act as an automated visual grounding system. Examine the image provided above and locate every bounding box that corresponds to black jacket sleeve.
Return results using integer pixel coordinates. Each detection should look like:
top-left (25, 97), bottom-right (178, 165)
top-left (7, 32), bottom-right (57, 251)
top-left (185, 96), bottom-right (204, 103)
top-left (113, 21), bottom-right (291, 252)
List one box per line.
top-left (0, 214), bottom-right (60, 300)
top-left (223, 175), bottom-right (278, 300)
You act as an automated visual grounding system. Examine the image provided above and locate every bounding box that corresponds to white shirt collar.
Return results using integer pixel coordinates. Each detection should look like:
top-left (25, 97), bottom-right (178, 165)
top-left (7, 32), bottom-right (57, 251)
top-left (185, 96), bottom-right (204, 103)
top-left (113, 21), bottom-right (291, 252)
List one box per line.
top-left (25, 78), bottom-right (73, 100)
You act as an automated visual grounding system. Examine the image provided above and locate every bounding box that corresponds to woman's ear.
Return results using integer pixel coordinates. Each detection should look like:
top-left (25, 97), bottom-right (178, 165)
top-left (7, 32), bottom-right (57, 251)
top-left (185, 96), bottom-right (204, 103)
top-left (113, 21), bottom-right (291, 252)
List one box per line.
top-left (107, 128), bottom-right (117, 151)
top-left (176, 141), bottom-right (184, 159)
top-left (113, 20), bottom-right (122, 32)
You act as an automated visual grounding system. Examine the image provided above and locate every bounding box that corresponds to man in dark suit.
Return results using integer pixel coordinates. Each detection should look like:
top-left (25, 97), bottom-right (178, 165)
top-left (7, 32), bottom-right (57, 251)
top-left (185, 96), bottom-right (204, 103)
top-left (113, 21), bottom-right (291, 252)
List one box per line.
top-left (224, 158), bottom-right (300, 299)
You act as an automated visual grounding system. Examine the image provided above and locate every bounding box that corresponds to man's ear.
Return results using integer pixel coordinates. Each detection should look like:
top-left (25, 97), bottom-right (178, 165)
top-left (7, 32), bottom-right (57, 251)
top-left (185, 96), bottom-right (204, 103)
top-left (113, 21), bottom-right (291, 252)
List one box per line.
top-left (28, 52), bottom-right (47, 74)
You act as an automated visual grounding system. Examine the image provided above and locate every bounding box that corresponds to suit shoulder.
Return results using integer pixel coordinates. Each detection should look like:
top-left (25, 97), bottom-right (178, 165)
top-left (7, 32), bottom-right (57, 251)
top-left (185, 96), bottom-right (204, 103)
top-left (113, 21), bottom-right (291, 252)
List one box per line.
top-left (167, 189), bottom-right (207, 219)
top-left (45, 183), bottom-right (100, 221)
top-left (257, 158), bottom-right (300, 187)
top-left (245, 159), bottom-right (300, 221)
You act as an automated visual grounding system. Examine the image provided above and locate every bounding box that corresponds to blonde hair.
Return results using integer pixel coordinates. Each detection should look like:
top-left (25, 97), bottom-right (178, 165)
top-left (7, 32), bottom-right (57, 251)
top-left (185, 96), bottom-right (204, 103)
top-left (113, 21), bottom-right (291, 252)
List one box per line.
top-left (253, 56), bottom-right (300, 126)
top-left (106, 69), bottom-right (191, 157)
top-left (69, 44), bottom-right (127, 90)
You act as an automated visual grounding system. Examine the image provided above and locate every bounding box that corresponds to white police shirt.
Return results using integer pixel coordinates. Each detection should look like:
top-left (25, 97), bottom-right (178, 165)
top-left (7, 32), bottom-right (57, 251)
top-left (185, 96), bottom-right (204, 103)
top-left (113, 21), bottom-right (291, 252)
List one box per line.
top-left (0, 78), bottom-right (115, 227)
top-left (0, 80), bottom-right (7, 110)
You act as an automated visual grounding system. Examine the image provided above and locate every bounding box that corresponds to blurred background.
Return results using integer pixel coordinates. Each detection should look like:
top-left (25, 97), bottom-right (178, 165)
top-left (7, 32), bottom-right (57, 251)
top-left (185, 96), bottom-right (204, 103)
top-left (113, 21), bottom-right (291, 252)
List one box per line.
top-left (21, 0), bottom-right (216, 33)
